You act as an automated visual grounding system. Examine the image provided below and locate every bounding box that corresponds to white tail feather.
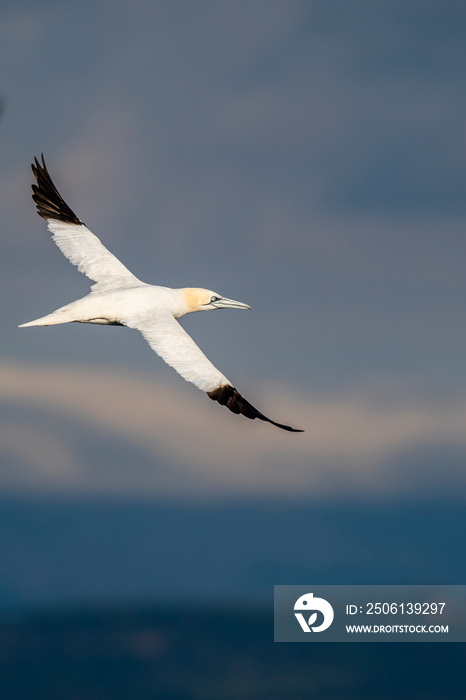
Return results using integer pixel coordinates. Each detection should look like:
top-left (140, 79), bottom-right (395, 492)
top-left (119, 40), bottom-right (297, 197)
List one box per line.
top-left (19, 309), bottom-right (74, 327)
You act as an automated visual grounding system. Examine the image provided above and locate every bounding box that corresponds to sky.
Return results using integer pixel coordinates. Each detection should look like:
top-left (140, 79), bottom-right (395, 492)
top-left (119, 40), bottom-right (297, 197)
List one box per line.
top-left (1, 1), bottom-right (466, 500)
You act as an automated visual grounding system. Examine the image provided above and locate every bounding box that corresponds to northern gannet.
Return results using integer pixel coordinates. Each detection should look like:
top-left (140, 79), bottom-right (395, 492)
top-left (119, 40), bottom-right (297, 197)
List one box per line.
top-left (19, 155), bottom-right (303, 432)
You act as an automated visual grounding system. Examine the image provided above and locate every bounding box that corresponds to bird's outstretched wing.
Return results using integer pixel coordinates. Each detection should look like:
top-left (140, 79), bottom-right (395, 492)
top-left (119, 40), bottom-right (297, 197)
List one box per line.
top-left (31, 154), bottom-right (142, 292)
top-left (126, 313), bottom-right (303, 432)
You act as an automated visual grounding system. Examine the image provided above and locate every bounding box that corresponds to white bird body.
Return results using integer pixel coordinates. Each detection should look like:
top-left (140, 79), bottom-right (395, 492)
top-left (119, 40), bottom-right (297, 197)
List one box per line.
top-left (21, 286), bottom-right (202, 326)
top-left (20, 155), bottom-right (303, 431)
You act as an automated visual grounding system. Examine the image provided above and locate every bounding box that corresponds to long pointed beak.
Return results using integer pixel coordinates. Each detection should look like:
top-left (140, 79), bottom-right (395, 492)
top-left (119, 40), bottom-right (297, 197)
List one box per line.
top-left (213, 297), bottom-right (251, 310)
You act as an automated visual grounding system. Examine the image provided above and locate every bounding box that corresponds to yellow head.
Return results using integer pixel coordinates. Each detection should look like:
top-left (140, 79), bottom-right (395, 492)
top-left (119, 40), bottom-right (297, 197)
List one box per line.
top-left (180, 288), bottom-right (251, 314)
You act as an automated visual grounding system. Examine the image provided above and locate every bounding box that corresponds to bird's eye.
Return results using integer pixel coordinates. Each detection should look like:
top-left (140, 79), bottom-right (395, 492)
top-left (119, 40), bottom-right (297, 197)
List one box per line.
top-left (210, 296), bottom-right (221, 303)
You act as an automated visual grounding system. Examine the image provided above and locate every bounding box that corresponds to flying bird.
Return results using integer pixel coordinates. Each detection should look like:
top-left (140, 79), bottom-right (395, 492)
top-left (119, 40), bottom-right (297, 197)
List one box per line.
top-left (20, 155), bottom-right (303, 432)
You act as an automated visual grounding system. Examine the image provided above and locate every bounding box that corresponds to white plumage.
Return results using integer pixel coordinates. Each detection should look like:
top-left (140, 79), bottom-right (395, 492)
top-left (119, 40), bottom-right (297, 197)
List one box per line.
top-left (48, 219), bottom-right (141, 292)
top-left (19, 155), bottom-right (303, 432)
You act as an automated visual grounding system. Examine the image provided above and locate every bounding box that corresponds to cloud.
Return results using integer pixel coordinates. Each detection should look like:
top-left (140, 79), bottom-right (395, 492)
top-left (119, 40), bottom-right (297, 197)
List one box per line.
top-left (1, 361), bottom-right (466, 498)
top-left (0, 419), bottom-right (81, 486)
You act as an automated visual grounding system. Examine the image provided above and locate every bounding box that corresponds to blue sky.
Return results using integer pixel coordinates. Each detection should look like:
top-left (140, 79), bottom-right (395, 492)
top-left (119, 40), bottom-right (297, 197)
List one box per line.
top-left (1, 1), bottom-right (466, 498)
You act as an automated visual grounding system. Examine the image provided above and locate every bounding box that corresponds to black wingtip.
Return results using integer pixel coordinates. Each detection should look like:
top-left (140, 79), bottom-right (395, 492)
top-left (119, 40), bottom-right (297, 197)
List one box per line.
top-left (207, 385), bottom-right (304, 432)
top-left (31, 154), bottom-right (82, 225)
